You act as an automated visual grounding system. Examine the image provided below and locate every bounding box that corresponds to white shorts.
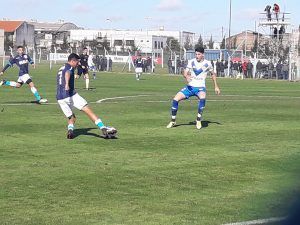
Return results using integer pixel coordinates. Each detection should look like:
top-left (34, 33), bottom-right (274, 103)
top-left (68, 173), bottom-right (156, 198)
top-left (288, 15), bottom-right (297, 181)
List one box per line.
top-left (57, 93), bottom-right (88, 118)
top-left (135, 67), bottom-right (143, 73)
top-left (17, 74), bottom-right (31, 84)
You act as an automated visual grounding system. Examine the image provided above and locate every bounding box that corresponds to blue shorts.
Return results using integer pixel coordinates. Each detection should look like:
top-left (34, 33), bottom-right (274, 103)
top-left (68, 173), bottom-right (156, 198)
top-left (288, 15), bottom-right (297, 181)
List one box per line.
top-left (180, 85), bottom-right (206, 99)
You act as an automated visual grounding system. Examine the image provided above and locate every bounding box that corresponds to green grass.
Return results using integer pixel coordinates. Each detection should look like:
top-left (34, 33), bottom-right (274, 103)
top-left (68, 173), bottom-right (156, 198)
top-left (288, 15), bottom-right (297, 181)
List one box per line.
top-left (1, 64), bottom-right (300, 225)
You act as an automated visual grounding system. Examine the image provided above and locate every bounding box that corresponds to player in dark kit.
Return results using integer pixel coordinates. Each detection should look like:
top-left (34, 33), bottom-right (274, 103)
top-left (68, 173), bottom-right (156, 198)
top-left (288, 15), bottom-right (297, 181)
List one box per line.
top-left (56, 53), bottom-right (117, 139)
top-left (76, 47), bottom-right (90, 90)
top-left (0, 46), bottom-right (48, 103)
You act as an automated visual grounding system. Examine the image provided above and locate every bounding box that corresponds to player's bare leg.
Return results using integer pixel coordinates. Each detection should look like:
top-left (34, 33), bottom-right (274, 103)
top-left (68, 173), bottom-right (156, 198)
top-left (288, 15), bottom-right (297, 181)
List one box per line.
top-left (84, 73), bottom-right (90, 90)
top-left (28, 81), bottom-right (48, 103)
top-left (81, 105), bottom-right (117, 138)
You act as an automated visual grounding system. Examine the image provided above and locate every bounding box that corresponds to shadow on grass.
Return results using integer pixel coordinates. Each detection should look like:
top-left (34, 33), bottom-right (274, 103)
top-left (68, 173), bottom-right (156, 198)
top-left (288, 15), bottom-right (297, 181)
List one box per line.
top-left (174, 120), bottom-right (222, 128)
top-left (74, 127), bottom-right (118, 139)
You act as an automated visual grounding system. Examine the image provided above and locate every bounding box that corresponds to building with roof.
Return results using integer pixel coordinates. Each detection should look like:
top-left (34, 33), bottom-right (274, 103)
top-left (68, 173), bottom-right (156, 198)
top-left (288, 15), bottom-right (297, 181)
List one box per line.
top-left (0, 29), bottom-right (4, 55)
top-left (69, 29), bottom-right (194, 54)
top-left (0, 20), bottom-right (34, 51)
top-left (27, 20), bottom-right (80, 48)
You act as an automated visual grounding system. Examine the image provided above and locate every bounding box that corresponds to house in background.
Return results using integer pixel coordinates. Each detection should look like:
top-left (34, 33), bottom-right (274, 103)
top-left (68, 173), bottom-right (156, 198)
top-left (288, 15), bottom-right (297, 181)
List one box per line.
top-left (0, 20), bottom-right (34, 51)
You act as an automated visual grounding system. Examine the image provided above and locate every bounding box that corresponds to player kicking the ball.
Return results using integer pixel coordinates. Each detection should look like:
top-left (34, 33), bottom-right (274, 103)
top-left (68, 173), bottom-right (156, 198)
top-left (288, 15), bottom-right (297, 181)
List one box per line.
top-left (0, 46), bottom-right (48, 104)
top-left (166, 47), bottom-right (220, 130)
top-left (57, 53), bottom-right (117, 139)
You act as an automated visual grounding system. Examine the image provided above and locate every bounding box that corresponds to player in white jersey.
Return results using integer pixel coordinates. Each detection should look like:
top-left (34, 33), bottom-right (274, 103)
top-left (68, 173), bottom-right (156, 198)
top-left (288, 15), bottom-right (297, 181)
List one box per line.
top-left (166, 47), bottom-right (221, 129)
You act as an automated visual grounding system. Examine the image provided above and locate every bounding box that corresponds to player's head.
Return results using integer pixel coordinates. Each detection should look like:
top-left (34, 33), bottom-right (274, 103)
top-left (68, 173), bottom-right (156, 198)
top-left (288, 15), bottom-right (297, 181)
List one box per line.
top-left (68, 53), bottom-right (80, 68)
top-left (17, 46), bottom-right (24, 55)
top-left (83, 47), bottom-right (88, 54)
top-left (195, 47), bottom-right (204, 62)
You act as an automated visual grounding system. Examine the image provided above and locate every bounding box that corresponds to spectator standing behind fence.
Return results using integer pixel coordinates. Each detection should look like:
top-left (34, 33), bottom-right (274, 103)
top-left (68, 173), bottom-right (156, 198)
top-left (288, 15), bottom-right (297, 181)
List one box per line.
top-left (167, 58), bottom-right (172, 74)
top-left (219, 60), bottom-right (225, 77)
top-left (247, 61), bottom-right (253, 78)
top-left (242, 61), bottom-right (247, 78)
top-left (232, 61), bottom-right (238, 78)
top-left (256, 60), bottom-right (263, 78)
top-left (264, 5), bottom-right (272, 21)
top-left (282, 61), bottom-right (289, 80)
top-left (216, 59), bottom-right (220, 77)
top-left (276, 61), bottom-right (283, 79)
top-left (268, 61), bottom-right (274, 78)
top-left (108, 58), bottom-right (112, 72)
top-left (273, 3), bottom-right (280, 21)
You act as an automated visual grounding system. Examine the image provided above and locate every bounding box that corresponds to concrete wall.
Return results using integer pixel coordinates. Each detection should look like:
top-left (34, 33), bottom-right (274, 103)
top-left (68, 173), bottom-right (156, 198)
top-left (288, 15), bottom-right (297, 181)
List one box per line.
top-left (15, 22), bottom-right (35, 47)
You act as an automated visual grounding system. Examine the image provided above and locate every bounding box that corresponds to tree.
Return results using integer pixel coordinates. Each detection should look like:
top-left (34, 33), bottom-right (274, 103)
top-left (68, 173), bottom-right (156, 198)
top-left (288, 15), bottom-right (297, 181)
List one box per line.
top-left (184, 36), bottom-right (193, 50)
top-left (195, 35), bottom-right (204, 49)
top-left (102, 35), bottom-right (110, 51)
top-left (208, 35), bottom-right (214, 49)
top-left (220, 37), bottom-right (226, 49)
top-left (61, 34), bottom-right (69, 51)
top-left (251, 35), bottom-right (258, 53)
top-left (4, 34), bottom-right (13, 52)
top-left (166, 37), bottom-right (180, 52)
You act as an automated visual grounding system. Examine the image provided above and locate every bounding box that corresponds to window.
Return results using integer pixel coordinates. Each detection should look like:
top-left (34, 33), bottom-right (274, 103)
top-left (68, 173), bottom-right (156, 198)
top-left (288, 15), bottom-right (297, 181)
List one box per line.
top-left (125, 40), bottom-right (134, 46)
top-left (154, 41), bottom-right (157, 49)
top-left (114, 40), bottom-right (123, 46)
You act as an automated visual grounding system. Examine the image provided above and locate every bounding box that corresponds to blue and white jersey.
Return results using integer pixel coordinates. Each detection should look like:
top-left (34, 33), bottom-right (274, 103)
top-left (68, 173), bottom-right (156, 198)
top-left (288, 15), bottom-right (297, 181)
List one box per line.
top-left (185, 58), bottom-right (213, 87)
top-left (56, 63), bottom-right (77, 100)
top-left (135, 58), bottom-right (143, 68)
top-left (8, 54), bottom-right (34, 76)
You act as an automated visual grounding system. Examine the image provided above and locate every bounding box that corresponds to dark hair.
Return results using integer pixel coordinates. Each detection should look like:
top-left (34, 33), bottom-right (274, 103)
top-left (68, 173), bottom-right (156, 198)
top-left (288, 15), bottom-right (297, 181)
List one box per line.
top-left (17, 46), bottom-right (23, 49)
top-left (195, 47), bottom-right (204, 53)
top-left (83, 47), bottom-right (88, 50)
top-left (68, 53), bottom-right (80, 61)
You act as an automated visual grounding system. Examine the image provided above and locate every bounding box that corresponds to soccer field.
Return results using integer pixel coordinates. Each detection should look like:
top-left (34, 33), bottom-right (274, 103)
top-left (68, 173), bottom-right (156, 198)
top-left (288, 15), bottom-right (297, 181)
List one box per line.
top-left (1, 64), bottom-right (300, 225)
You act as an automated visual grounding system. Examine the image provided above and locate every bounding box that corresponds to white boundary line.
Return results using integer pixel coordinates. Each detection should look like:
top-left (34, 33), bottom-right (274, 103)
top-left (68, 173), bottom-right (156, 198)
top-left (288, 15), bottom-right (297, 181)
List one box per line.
top-left (0, 93), bottom-right (299, 106)
top-left (222, 217), bottom-right (285, 225)
top-left (96, 94), bottom-right (150, 103)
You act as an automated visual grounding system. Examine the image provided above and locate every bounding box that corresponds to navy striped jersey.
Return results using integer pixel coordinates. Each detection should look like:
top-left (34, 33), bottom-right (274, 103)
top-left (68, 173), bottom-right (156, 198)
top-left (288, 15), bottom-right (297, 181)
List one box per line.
top-left (8, 54), bottom-right (34, 76)
top-left (56, 63), bottom-right (77, 100)
top-left (79, 54), bottom-right (89, 67)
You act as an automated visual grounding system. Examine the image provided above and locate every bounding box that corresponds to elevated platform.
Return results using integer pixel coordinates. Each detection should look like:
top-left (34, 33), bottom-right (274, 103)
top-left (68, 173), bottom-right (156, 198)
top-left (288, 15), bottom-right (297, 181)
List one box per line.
top-left (259, 20), bottom-right (290, 26)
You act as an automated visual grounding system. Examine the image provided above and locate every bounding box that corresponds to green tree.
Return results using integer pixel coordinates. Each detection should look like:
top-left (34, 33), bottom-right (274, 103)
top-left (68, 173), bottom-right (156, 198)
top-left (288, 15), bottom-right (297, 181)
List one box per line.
top-left (4, 34), bottom-right (13, 52)
top-left (102, 35), bottom-right (111, 51)
top-left (195, 35), bottom-right (204, 49)
top-left (208, 35), bottom-right (214, 49)
top-left (61, 34), bottom-right (69, 51)
top-left (184, 36), bottom-right (193, 50)
top-left (166, 37), bottom-right (180, 52)
top-left (220, 37), bottom-right (226, 49)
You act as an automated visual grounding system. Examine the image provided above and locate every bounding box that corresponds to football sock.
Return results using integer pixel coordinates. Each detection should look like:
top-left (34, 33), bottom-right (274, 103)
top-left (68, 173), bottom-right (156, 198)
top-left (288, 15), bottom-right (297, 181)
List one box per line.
top-left (197, 99), bottom-right (206, 120)
top-left (95, 119), bottom-right (105, 129)
top-left (4, 81), bottom-right (17, 87)
top-left (85, 78), bottom-right (89, 90)
top-left (171, 100), bottom-right (179, 120)
top-left (68, 124), bottom-right (74, 131)
top-left (30, 87), bottom-right (41, 101)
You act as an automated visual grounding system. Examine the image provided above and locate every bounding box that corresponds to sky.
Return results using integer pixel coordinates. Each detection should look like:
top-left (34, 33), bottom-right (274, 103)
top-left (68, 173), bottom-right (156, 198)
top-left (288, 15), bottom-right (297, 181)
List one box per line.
top-left (1, 0), bottom-right (299, 41)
